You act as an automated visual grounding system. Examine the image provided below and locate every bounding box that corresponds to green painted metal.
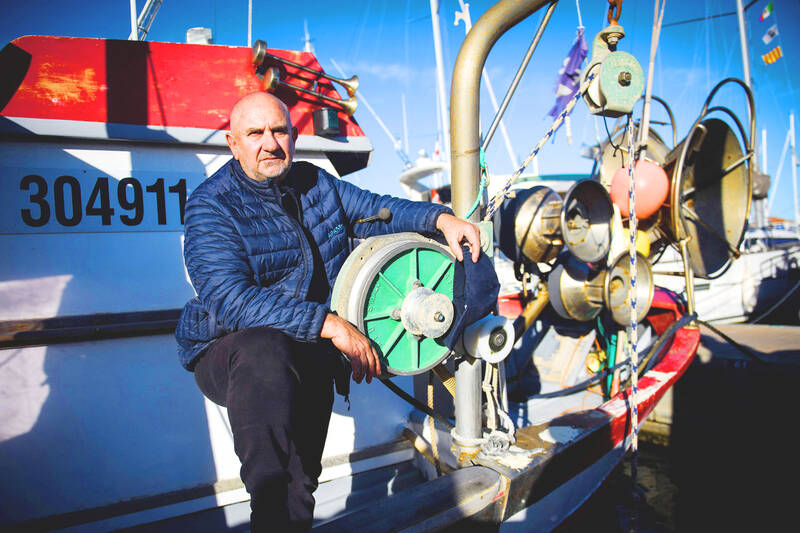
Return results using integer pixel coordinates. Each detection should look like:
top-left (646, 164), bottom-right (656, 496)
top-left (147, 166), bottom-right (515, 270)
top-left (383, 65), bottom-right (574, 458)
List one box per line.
top-left (362, 246), bottom-right (454, 374)
top-left (598, 51), bottom-right (644, 116)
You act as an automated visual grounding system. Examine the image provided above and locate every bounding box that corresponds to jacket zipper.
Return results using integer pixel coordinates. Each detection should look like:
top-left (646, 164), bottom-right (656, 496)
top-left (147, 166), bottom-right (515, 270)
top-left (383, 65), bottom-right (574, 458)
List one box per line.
top-left (276, 185), bottom-right (311, 300)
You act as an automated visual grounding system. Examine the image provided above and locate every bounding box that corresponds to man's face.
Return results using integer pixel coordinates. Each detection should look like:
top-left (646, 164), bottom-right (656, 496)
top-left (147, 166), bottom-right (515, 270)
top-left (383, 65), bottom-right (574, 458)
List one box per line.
top-left (226, 94), bottom-right (297, 182)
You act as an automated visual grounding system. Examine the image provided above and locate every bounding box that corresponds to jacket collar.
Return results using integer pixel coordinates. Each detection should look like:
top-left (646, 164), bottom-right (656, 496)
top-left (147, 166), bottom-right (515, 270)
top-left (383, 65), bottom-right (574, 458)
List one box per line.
top-left (230, 159), bottom-right (282, 200)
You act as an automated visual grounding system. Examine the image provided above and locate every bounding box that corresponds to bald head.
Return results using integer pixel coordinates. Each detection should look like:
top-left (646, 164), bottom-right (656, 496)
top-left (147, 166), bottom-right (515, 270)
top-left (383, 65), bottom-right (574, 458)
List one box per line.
top-left (226, 92), bottom-right (298, 182)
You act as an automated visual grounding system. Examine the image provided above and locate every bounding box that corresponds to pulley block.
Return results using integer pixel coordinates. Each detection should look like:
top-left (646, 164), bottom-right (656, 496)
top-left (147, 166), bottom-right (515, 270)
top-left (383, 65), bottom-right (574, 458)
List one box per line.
top-left (331, 233), bottom-right (456, 376)
top-left (582, 24), bottom-right (644, 117)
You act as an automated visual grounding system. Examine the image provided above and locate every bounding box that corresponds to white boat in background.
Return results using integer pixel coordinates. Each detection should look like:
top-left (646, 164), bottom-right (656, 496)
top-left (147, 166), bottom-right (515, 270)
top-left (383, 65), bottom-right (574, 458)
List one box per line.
top-left (651, 224), bottom-right (800, 324)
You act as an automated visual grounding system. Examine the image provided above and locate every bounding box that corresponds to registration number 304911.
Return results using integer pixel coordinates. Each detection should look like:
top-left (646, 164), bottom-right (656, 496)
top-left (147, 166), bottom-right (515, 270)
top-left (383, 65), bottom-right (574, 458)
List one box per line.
top-left (19, 175), bottom-right (187, 228)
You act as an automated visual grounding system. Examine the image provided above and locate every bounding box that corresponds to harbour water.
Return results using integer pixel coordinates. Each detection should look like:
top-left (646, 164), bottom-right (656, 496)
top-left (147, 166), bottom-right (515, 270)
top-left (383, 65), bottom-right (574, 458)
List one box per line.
top-left (557, 315), bottom-right (800, 532)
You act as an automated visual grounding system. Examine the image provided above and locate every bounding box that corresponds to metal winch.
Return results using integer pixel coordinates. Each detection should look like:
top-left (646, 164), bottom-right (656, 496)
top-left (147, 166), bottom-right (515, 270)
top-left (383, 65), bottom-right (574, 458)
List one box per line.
top-left (331, 233), bottom-right (457, 375)
top-left (331, 232), bottom-right (514, 375)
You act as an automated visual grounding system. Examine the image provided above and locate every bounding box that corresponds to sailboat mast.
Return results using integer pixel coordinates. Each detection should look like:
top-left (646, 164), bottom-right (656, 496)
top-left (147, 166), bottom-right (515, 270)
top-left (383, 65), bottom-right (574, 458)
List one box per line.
top-left (430, 0), bottom-right (451, 178)
top-left (129, 0), bottom-right (138, 40)
top-left (736, 0), bottom-right (767, 228)
top-left (248, 0), bottom-right (253, 47)
top-left (792, 113), bottom-right (799, 226)
top-left (735, 0), bottom-right (753, 90)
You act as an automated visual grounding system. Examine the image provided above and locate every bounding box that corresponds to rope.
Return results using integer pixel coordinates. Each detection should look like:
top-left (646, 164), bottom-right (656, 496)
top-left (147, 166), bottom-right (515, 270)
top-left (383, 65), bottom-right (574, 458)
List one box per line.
top-left (625, 116), bottom-right (641, 519)
top-left (479, 362), bottom-right (515, 456)
top-left (378, 378), bottom-right (454, 429)
top-left (696, 319), bottom-right (769, 366)
top-left (432, 364), bottom-right (457, 397)
top-left (465, 149), bottom-right (488, 219)
top-left (749, 277), bottom-right (800, 324)
top-left (483, 71), bottom-right (598, 221)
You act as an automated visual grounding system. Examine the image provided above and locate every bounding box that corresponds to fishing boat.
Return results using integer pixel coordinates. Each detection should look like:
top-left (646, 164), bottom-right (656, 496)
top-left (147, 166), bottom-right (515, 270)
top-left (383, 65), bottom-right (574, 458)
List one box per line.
top-left (0, 1), bottom-right (709, 531)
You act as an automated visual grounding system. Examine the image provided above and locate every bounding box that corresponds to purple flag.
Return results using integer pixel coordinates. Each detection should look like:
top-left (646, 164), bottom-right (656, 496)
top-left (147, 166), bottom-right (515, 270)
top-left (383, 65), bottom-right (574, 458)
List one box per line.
top-left (548, 28), bottom-right (588, 119)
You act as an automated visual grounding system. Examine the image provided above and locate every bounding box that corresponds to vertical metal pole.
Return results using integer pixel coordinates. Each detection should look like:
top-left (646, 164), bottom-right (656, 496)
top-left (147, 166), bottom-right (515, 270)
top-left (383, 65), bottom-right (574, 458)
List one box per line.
top-left (791, 113), bottom-right (799, 226)
top-left (735, 0), bottom-right (753, 94)
top-left (430, 0), bottom-right (451, 171)
top-left (247, 0), bottom-right (253, 48)
top-left (679, 238), bottom-right (696, 316)
top-left (402, 94), bottom-right (409, 158)
top-left (129, 0), bottom-right (138, 40)
top-left (768, 124), bottom-right (792, 217)
top-left (450, 0), bottom-right (552, 460)
top-left (736, 0), bottom-right (766, 229)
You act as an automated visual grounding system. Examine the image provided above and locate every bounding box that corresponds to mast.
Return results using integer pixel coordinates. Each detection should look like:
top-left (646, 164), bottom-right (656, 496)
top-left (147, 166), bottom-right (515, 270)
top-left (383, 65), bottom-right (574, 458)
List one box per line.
top-left (735, 0), bottom-right (753, 90)
top-left (792, 113), bottom-right (799, 227)
top-left (736, 0), bottom-right (766, 228)
top-left (248, 0), bottom-right (253, 47)
top-left (303, 19), bottom-right (315, 54)
top-left (430, 0), bottom-right (451, 181)
top-left (129, 0), bottom-right (138, 41)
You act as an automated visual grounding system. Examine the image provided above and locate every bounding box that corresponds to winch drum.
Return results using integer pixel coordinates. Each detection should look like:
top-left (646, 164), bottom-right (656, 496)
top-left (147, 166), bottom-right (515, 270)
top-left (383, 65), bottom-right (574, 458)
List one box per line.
top-left (331, 233), bottom-right (457, 376)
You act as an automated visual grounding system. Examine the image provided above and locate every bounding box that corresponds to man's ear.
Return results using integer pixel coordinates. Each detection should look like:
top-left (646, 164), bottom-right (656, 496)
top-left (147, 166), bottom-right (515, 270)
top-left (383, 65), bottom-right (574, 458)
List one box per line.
top-left (225, 132), bottom-right (239, 159)
top-left (292, 126), bottom-right (298, 142)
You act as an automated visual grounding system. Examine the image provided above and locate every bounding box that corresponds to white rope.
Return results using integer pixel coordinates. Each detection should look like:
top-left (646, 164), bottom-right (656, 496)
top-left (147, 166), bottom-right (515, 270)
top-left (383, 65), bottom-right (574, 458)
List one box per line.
top-left (484, 71), bottom-right (597, 221)
top-left (478, 363), bottom-right (515, 457)
top-left (626, 116), bottom-right (640, 464)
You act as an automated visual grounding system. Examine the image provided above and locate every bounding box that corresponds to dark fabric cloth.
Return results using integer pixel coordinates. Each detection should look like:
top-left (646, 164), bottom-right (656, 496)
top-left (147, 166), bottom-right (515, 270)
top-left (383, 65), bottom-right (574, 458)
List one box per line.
top-left (193, 326), bottom-right (336, 532)
top-left (443, 244), bottom-right (501, 351)
top-left (175, 160), bottom-right (451, 369)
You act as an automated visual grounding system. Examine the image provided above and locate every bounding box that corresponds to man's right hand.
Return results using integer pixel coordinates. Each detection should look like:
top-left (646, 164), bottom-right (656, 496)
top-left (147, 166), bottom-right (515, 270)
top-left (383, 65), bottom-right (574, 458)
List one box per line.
top-left (321, 313), bottom-right (382, 384)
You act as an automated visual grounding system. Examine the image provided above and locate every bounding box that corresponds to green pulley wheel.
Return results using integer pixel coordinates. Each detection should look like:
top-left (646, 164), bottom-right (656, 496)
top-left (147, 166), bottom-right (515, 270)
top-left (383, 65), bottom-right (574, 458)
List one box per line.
top-left (331, 233), bottom-right (456, 376)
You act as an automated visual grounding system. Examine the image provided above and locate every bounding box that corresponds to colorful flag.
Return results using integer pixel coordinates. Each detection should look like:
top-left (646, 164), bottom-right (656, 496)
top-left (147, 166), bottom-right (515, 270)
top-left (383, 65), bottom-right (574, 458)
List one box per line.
top-left (760, 2), bottom-right (773, 21)
top-left (762, 24), bottom-right (778, 45)
top-left (762, 45), bottom-right (783, 65)
top-left (548, 28), bottom-right (588, 119)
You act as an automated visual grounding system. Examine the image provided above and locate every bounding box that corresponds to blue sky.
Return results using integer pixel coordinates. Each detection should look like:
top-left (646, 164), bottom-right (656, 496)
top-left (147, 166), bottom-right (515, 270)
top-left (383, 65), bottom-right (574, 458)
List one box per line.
top-left (2, 0), bottom-right (799, 221)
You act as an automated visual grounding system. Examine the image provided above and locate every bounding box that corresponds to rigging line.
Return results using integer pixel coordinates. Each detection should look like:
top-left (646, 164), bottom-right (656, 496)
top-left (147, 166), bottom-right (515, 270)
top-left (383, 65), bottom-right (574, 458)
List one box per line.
top-left (696, 319), bottom-right (769, 365)
top-left (662, 0), bottom-right (757, 28)
top-left (749, 277), bottom-right (800, 324)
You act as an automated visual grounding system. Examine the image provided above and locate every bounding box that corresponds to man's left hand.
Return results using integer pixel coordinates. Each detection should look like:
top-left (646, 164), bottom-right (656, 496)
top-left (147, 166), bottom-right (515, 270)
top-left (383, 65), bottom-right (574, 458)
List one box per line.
top-left (436, 213), bottom-right (481, 263)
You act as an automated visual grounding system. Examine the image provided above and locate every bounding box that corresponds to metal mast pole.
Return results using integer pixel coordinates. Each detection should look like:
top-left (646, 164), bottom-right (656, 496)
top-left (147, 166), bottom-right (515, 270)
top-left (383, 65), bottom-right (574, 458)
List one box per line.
top-left (248, 0), bottom-right (253, 48)
top-left (129, 0), bottom-right (138, 40)
top-left (735, 0), bottom-right (753, 90)
top-left (792, 113), bottom-right (799, 226)
top-left (736, 0), bottom-right (765, 227)
top-left (430, 0), bottom-right (451, 177)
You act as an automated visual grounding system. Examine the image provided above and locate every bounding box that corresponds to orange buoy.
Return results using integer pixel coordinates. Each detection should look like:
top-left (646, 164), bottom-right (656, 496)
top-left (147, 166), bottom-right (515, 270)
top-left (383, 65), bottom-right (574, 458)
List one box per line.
top-left (610, 160), bottom-right (669, 219)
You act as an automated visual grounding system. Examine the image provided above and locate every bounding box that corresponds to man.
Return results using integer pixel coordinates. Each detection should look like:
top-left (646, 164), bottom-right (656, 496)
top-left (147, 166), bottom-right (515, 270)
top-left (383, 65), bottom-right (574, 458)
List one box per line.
top-left (175, 91), bottom-right (480, 531)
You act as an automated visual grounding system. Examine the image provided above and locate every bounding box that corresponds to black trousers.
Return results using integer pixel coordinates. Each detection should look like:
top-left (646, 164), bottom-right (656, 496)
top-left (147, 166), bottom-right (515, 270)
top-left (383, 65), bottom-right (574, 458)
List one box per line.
top-left (193, 326), bottom-right (336, 532)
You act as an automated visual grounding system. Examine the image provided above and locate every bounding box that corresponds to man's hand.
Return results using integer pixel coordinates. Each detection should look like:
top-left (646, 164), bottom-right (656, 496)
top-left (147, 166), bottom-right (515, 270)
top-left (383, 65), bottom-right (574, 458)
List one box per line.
top-left (436, 213), bottom-right (482, 263)
top-left (321, 313), bottom-right (381, 384)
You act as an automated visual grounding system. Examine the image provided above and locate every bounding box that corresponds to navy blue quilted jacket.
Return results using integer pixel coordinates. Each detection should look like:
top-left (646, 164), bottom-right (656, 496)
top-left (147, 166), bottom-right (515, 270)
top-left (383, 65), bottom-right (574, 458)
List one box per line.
top-left (175, 159), bottom-right (450, 370)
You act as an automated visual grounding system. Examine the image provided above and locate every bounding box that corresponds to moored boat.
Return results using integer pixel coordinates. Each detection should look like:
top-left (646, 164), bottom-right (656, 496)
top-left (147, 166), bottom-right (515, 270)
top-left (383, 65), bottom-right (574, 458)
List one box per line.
top-left (0, 1), bottom-right (705, 531)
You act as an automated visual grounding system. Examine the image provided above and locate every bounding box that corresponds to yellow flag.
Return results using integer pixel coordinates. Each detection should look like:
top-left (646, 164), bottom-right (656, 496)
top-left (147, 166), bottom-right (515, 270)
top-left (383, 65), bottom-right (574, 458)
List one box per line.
top-left (762, 45), bottom-right (783, 66)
